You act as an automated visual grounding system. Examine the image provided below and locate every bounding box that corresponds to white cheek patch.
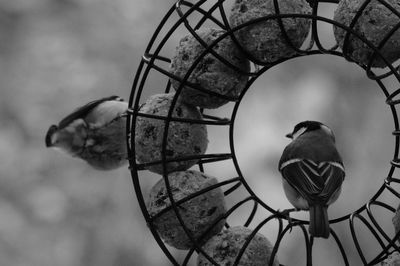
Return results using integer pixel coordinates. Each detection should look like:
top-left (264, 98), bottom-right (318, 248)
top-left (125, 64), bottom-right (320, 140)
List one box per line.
top-left (51, 132), bottom-right (59, 145)
top-left (65, 119), bottom-right (87, 133)
top-left (320, 125), bottom-right (335, 141)
top-left (320, 125), bottom-right (332, 136)
top-left (292, 127), bottom-right (307, 140)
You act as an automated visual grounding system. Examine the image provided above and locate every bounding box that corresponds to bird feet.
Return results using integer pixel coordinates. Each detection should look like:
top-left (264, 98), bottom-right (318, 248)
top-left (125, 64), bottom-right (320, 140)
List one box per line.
top-left (277, 208), bottom-right (300, 233)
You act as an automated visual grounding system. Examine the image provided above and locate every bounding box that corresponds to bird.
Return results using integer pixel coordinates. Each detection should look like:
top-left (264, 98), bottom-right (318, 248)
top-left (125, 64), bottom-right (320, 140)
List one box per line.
top-left (278, 121), bottom-right (345, 238)
top-left (45, 95), bottom-right (129, 170)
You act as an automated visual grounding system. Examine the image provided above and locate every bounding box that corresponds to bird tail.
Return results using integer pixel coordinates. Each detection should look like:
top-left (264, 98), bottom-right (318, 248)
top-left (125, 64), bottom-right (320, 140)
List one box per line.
top-left (309, 205), bottom-right (330, 238)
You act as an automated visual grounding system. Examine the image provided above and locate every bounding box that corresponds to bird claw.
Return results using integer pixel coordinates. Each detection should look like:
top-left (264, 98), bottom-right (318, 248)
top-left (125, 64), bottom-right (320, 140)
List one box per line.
top-left (253, 63), bottom-right (261, 72)
top-left (277, 208), bottom-right (299, 233)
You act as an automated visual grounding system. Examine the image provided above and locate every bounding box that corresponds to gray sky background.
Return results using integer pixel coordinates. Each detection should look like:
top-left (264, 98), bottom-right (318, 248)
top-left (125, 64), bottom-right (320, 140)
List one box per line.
top-left (1, 0), bottom-right (398, 265)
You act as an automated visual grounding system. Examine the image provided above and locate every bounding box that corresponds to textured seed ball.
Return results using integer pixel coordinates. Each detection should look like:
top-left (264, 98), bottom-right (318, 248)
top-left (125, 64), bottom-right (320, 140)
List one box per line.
top-left (380, 252), bottom-right (400, 266)
top-left (170, 28), bottom-right (250, 109)
top-left (229, 0), bottom-right (311, 64)
top-left (135, 93), bottom-right (208, 174)
top-left (333, 0), bottom-right (400, 68)
top-left (197, 226), bottom-right (279, 266)
top-left (146, 170), bottom-right (227, 250)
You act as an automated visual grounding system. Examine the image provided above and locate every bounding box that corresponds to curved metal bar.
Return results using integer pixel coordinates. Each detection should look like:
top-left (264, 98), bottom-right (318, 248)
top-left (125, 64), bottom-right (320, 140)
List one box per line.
top-left (133, 153), bottom-right (232, 171)
top-left (349, 212), bottom-right (388, 264)
top-left (128, 8), bottom-right (213, 242)
top-left (330, 228), bottom-right (350, 266)
top-left (272, 0), bottom-right (304, 55)
top-left (182, 195), bottom-right (245, 265)
top-left (366, 22), bottom-right (400, 74)
top-left (243, 201), bottom-right (258, 227)
top-left (217, 1), bottom-right (263, 65)
top-left (147, 58), bottom-right (244, 101)
top-left (309, 1), bottom-right (325, 53)
top-left (385, 180), bottom-right (400, 199)
top-left (130, 111), bottom-right (231, 126)
top-left (341, 0), bottom-right (372, 63)
top-left (176, 0), bottom-right (254, 75)
top-left (232, 214), bottom-right (281, 266)
top-left (177, 0), bottom-right (226, 30)
top-left (223, 181), bottom-right (242, 196)
top-left (127, 0), bottom-right (400, 265)
top-left (366, 201), bottom-right (396, 244)
top-left (273, 222), bottom-right (312, 265)
top-left (149, 177), bottom-right (241, 221)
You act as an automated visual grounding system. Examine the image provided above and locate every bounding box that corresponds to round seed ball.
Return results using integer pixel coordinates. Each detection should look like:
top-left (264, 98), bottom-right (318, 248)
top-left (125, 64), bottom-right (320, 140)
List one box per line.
top-left (135, 93), bottom-right (208, 174)
top-left (197, 226), bottom-right (279, 266)
top-left (147, 170), bottom-right (227, 250)
top-left (229, 0), bottom-right (311, 64)
top-left (380, 252), bottom-right (400, 266)
top-left (170, 28), bottom-right (250, 109)
top-left (333, 0), bottom-right (400, 68)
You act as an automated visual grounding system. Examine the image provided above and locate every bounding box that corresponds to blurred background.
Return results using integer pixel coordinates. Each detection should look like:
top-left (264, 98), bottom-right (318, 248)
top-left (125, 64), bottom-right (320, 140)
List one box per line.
top-left (1, 0), bottom-right (398, 265)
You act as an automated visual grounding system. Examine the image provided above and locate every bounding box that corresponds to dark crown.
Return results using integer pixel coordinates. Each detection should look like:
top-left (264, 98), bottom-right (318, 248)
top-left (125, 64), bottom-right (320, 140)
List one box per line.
top-left (292, 120), bottom-right (323, 134)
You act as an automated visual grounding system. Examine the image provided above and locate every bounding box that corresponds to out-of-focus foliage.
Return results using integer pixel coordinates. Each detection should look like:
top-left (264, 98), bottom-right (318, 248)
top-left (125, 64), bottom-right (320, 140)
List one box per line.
top-left (1, 0), bottom-right (397, 265)
top-left (1, 1), bottom-right (176, 265)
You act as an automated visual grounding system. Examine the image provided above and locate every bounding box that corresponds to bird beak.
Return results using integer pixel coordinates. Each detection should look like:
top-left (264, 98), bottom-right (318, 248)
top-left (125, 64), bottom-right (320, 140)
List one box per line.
top-left (45, 125), bottom-right (58, 147)
top-left (285, 133), bottom-right (293, 139)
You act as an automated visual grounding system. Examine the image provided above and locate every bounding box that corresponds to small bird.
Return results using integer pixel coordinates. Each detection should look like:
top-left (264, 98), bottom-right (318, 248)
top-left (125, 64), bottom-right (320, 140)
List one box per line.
top-left (45, 96), bottom-right (129, 170)
top-left (278, 121), bottom-right (345, 238)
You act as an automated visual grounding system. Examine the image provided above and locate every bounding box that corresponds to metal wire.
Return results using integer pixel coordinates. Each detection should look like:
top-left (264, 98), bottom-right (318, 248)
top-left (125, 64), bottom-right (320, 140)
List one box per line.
top-left (126, 0), bottom-right (400, 265)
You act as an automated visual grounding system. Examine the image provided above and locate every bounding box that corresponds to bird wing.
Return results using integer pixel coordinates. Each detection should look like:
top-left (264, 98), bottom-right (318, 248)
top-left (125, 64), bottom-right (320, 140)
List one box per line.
top-left (279, 159), bottom-right (345, 204)
top-left (58, 96), bottom-right (123, 129)
top-left (84, 100), bottom-right (128, 128)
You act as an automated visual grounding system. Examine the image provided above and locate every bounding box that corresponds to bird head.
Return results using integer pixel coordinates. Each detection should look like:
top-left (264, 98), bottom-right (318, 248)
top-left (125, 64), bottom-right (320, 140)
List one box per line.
top-left (45, 125), bottom-right (59, 147)
top-left (286, 120), bottom-right (335, 142)
top-left (45, 119), bottom-right (88, 155)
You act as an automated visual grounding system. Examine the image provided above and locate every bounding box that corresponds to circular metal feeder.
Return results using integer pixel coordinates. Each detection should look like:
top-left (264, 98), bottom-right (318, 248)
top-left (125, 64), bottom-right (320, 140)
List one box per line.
top-left (126, 0), bottom-right (400, 265)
